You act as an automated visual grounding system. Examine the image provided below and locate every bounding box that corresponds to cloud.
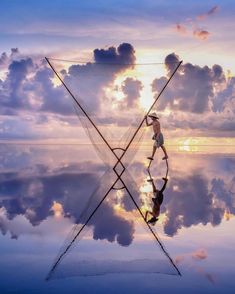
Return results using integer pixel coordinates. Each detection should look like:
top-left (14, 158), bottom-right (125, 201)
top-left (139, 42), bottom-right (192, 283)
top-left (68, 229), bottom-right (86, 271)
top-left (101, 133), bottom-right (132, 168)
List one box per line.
top-left (0, 52), bottom-right (7, 66)
top-left (4, 58), bottom-right (34, 109)
top-left (38, 67), bottom-right (74, 115)
top-left (151, 53), bottom-right (232, 132)
top-left (0, 50), bottom-right (72, 117)
top-left (0, 43), bottom-right (136, 117)
top-left (63, 43), bottom-right (136, 115)
top-left (175, 24), bottom-right (187, 35)
top-left (163, 172), bottom-right (225, 236)
top-left (193, 29), bottom-right (210, 40)
top-left (121, 78), bottom-right (143, 108)
top-left (175, 248), bottom-right (207, 264)
top-left (197, 6), bottom-right (219, 21)
top-left (175, 255), bottom-right (184, 265)
top-left (175, 249), bottom-right (216, 284)
top-left (192, 248), bottom-right (208, 260)
top-left (94, 43), bottom-right (136, 65)
top-left (208, 6), bottom-right (219, 15)
top-left (0, 162), bottom-right (134, 246)
top-left (162, 165), bottom-right (235, 236)
top-left (92, 202), bottom-right (134, 246)
top-left (175, 6), bottom-right (219, 41)
top-left (0, 44), bottom-right (234, 139)
top-left (211, 177), bottom-right (235, 214)
top-left (212, 76), bottom-right (235, 113)
top-left (152, 53), bottom-right (220, 114)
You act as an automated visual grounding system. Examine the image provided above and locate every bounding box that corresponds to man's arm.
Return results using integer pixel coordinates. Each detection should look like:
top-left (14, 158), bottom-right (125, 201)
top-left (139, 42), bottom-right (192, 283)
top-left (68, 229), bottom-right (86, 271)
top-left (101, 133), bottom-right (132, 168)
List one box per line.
top-left (150, 179), bottom-right (157, 193)
top-left (145, 115), bottom-right (153, 127)
top-left (155, 120), bottom-right (161, 138)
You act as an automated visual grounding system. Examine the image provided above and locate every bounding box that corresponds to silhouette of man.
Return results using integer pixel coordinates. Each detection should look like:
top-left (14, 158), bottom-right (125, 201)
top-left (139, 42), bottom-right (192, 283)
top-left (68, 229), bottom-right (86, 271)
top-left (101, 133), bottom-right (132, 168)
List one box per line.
top-left (145, 177), bottom-right (168, 225)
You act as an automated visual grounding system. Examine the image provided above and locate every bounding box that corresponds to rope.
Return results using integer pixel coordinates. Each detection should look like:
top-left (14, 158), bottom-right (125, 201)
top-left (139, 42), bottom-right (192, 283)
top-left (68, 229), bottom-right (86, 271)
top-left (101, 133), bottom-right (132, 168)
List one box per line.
top-left (46, 57), bottom-right (180, 66)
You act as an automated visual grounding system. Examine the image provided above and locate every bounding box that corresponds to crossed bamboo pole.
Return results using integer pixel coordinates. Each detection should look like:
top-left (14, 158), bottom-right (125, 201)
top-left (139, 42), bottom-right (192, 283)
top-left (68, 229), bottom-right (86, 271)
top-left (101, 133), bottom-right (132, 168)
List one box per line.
top-left (45, 57), bottom-right (182, 280)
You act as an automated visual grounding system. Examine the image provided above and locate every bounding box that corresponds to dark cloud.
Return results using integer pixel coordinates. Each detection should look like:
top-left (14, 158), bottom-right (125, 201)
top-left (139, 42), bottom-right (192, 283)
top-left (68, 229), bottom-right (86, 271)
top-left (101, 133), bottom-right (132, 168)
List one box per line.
top-left (94, 43), bottom-right (135, 64)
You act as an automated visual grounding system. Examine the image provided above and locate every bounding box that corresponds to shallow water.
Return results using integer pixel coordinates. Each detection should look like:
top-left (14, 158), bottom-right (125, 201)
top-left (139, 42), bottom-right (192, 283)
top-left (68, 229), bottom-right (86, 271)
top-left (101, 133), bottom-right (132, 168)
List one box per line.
top-left (0, 143), bottom-right (235, 293)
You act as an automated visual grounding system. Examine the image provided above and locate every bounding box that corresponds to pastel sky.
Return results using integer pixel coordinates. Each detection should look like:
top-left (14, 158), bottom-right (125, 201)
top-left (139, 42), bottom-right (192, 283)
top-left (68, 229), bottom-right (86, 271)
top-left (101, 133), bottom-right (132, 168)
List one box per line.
top-left (0, 0), bottom-right (235, 142)
top-left (1, 3), bottom-right (235, 292)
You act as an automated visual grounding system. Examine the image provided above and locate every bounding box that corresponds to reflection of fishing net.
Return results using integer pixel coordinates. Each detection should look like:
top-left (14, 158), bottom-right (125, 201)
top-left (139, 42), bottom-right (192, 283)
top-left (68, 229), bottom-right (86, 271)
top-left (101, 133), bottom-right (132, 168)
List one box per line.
top-left (45, 57), bottom-right (182, 279)
top-left (47, 189), bottom-right (179, 279)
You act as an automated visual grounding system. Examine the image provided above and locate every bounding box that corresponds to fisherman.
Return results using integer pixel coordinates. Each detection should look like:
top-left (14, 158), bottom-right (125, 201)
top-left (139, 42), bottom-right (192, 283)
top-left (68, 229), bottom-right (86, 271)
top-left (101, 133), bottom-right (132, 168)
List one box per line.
top-left (144, 177), bottom-right (168, 225)
top-left (145, 112), bottom-right (168, 161)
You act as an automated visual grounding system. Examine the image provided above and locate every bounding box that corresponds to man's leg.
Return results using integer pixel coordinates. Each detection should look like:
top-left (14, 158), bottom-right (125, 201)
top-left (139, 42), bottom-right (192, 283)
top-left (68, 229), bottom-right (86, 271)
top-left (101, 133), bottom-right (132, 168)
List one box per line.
top-left (161, 145), bottom-right (168, 160)
top-left (145, 211), bottom-right (149, 221)
top-left (148, 145), bottom-right (157, 160)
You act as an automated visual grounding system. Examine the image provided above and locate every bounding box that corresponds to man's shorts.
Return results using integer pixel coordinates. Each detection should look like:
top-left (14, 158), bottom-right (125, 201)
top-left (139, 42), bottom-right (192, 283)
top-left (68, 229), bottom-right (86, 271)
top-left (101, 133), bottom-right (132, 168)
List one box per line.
top-left (153, 191), bottom-right (164, 205)
top-left (153, 132), bottom-right (164, 148)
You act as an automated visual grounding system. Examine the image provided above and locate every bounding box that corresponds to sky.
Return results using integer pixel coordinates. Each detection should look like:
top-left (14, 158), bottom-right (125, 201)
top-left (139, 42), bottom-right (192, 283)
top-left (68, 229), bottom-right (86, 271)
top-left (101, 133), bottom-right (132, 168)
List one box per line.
top-left (0, 0), bottom-right (235, 142)
top-left (1, 3), bottom-right (235, 292)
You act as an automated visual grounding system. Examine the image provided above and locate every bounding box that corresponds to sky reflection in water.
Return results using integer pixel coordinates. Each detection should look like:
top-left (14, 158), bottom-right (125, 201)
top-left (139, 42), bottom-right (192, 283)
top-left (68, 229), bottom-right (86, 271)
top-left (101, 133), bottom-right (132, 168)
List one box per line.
top-left (0, 144), bottom-right (235, 293)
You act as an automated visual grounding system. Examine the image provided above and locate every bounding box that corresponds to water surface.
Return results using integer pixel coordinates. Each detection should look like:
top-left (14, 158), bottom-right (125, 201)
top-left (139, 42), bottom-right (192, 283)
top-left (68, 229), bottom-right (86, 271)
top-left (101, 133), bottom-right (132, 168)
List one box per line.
top-left (0, 143), bottom-right (235, 293)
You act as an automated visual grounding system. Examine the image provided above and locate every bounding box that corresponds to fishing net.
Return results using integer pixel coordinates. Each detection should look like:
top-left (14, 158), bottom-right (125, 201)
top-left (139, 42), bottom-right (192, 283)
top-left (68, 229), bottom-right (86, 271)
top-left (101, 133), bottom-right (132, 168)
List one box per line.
top-left (45, 55), bottom-right (182, 279)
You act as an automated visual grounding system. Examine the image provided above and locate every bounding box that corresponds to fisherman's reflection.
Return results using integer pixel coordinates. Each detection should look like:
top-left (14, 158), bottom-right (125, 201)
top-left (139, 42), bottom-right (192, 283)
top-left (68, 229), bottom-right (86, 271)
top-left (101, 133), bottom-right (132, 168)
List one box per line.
top-left (144, 173), bottom-right (168, 225)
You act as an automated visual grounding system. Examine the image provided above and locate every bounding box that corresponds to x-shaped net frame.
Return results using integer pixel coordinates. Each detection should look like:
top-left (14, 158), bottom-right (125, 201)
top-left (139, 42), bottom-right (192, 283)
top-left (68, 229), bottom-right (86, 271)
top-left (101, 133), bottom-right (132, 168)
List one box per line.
top-left (45, 57), bottom-right (182, 280)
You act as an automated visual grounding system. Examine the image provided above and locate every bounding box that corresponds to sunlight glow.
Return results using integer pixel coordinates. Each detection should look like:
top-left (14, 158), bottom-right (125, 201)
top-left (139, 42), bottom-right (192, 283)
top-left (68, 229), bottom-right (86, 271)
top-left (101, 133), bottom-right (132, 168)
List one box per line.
top-left (51, 201), bottom-right (63, 217)
top-left (177, 138), bottom-right (200, 152)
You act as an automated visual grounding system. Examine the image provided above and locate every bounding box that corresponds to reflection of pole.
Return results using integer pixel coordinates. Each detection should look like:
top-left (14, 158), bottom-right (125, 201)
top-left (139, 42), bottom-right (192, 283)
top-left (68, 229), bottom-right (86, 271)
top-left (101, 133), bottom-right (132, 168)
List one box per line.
top-left (46, 174), bottom-right (122, 281)
top-left (147, 158), bottom-right (169, 180)
top-left (165, 159), bottom-right (169, 179)
top-left (120, 177), bottom-right (181, 276)
top-left (147, 168), bottom-right (152, 181)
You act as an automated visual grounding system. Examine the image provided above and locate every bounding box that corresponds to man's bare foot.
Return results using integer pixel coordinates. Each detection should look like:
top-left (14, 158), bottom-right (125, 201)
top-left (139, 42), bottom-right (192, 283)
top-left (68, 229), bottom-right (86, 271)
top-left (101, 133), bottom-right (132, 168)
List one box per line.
top-left (147, 156), bottom-right (154, 160)
top-left (147, 178), bottom-right (153, 182)
top-left (162, 156), bottom-right (168, 160)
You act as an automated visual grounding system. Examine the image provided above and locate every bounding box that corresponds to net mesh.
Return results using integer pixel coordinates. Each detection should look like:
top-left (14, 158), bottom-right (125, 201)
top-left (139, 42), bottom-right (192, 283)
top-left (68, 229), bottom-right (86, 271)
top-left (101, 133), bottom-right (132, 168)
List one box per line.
top-left (45, 56), bottom-right (182, 279)
top-left (47, 189), bottom-right (179, 279)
